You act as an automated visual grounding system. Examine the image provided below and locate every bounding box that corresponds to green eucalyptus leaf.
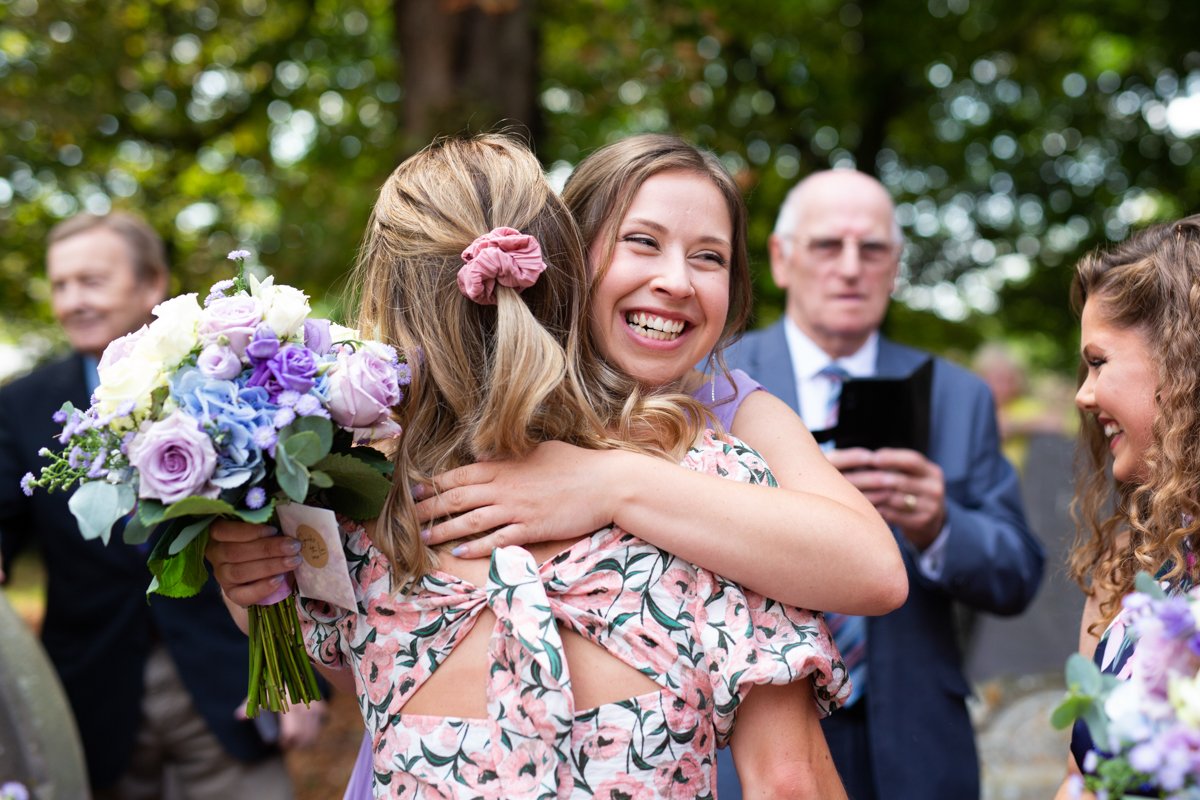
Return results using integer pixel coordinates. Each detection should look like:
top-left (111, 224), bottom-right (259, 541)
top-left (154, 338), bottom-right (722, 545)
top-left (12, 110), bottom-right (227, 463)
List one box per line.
top-left (275, 444), bottom-right (310, 503)
top-left (1065, 652), bottom-right (1101, 695)
top-left (68, 481), bottom-right (136, 544)
top-left (281, 430), bottom-right (324, 466)
top-left (230, 502), bottom-right (277, 523)
top-left (122, 510), bottom-right (153, 545)
top-left (138, 499), bottom-right (167, 527)
top-left (280, 416), bottom-right (333, 464)
top-left (160, 496), bottom-right (239, 521)
top-left (168, 515), bottom-right (217, 556)
top-left (1049, 696), bottom-right (1084, 730)
top-left (1134, 571), bottom-right (1166, 599)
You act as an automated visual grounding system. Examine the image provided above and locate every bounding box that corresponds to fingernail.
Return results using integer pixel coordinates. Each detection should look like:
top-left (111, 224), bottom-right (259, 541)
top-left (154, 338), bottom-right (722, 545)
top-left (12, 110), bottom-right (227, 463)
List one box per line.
top-left (411, 483), bottom-right (426, 501)
top-left (285, 539), bottom-right (302, 554)
top-left (419, 528), bottom-right (431, 543)
top-left (270, 574), bottom-right (287, 585)
top-left (450, 545), bottom-right (467, 557)
top-left (265, 526), bottom-right (280, 536)
top-left (285, 556), bottom-right (303, 568)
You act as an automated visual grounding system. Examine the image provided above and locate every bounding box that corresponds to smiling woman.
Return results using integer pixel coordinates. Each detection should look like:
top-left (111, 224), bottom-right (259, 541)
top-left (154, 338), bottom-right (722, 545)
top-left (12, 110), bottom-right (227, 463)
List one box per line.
top-left (1058, 213), bottom-right (1200, 798)
top-left (588, 169), bottom-right (732, 388)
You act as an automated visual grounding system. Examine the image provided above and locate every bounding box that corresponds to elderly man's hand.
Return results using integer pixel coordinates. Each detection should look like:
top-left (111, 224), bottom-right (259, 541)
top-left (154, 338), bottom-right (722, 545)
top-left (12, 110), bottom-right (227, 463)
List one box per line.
top-left (826, 447), bottom-right (947, 550)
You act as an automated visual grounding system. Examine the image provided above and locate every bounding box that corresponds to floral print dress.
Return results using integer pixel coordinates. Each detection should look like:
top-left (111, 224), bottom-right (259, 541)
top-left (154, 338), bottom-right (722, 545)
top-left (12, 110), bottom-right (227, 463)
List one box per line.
top-left (298, 431), bottom-right (848, 799)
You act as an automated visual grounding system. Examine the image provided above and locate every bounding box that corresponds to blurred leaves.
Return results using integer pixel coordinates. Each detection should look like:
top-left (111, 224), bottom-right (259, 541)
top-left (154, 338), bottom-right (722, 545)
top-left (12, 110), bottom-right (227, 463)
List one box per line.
top-left (3, 0), bottom-right (1200, 372)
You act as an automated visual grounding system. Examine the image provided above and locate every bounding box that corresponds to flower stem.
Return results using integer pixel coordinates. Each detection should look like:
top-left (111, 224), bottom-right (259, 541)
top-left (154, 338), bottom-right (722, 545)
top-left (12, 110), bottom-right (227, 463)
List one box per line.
top-left (245, 594), bottom-right (319, 717)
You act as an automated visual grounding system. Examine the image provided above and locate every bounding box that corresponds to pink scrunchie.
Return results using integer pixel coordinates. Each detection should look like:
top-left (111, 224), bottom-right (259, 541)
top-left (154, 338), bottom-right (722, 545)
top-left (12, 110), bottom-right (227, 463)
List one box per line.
top-left (456, 227), bottom-right (546, 305)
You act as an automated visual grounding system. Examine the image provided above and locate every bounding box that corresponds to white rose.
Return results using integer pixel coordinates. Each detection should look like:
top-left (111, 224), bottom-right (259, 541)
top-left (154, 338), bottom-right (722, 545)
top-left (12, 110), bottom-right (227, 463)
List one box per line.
top-left (133, 294), bottom-right (203, 368)
top-left (250, 274), bottom-right (311, 339)
top-left (328, 322), bottom-right (361, 346)
top-left (94, 354), bottom-right (166, 422)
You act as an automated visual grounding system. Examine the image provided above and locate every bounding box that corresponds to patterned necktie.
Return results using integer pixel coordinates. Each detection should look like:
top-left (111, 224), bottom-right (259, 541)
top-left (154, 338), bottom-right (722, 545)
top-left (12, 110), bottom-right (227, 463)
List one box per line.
top-left (816, 363), bottom-right (867, 706)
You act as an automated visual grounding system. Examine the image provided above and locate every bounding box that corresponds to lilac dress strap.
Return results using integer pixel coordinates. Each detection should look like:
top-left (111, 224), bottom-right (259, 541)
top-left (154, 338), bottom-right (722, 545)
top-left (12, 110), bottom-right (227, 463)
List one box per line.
top-left (692, 368), bottom-right (764, 431)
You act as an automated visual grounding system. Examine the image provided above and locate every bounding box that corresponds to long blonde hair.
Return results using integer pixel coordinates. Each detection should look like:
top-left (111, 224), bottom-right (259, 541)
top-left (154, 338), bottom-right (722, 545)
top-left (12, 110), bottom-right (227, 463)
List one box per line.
top-left (353, 134), bottom-right (704, 583)
top-left (1069, 214), bottom-right (1200, 629)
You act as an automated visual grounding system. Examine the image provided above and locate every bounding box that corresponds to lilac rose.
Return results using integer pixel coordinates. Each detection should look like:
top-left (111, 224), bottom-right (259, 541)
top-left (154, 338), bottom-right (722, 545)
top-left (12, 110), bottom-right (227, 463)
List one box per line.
top-left (326, 349), bottom-right (400, 428)
top-left (302, 318), bottom-right (332, 356)
top-left (196, 344), bottom-right (243, 380)
top-left (127, 411), bottom-right (218, 503)
top-left (198, 295), bottom-right (263, 356)
top-left (247, 344), bottom-right (316, 401)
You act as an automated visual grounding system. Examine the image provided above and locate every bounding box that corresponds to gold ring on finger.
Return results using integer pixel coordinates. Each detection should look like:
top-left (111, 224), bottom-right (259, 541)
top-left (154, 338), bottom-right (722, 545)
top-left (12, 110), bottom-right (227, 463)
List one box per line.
top-left (903, 493), bottom-right (918, 511)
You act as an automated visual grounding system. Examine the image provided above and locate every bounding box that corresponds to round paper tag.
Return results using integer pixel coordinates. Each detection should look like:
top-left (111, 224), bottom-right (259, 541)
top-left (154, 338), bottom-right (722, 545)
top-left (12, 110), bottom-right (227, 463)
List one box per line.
top-left (296, 524), bottom-right (329, 568)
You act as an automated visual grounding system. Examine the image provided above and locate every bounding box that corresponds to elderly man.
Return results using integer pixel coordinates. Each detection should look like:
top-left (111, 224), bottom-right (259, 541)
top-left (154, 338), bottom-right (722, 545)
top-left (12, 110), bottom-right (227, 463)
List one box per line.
top-left (721, 170), bottom-right (1044, 799)
top-left (0, 212), bottom-right (322, 800)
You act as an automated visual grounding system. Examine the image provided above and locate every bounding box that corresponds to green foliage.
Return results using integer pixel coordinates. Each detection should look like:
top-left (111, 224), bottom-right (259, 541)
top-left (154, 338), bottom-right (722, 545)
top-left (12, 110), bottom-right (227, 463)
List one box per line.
top-left (5, 0), bottom-right (1200, 374)
top-left (67, 480), bottom-right (136, 544)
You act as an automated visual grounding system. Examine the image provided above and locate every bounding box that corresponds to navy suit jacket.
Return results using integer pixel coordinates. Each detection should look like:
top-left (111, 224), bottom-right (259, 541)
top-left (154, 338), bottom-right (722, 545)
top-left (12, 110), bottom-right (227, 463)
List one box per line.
top-left (0, 354), bottom-right (278, 790)
top-left (720, 321), bottom-right (1044, 799)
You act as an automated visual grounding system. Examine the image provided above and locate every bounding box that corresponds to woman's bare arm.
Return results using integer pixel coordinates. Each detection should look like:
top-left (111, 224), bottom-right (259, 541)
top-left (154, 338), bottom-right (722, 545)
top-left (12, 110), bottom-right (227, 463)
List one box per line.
top-left (419, 391), bottom-right (905, 614)
top-left (730, 681), bottom-right (847, 800)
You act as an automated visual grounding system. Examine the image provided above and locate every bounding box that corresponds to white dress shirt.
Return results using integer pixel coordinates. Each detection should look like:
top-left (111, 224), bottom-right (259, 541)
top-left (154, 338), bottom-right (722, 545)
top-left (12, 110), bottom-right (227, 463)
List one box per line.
top-left (781, 316), bottom-right (950, 579)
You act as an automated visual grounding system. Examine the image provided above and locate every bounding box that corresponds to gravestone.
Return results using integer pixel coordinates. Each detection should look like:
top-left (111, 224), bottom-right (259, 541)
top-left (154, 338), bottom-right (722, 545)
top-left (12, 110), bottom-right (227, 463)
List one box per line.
top-left (969, 432), bottom-right (1082, 798)
top-left (0, 588), bottom-right (89, 799)
top-left (968, 432), bottom-right (1082, 682)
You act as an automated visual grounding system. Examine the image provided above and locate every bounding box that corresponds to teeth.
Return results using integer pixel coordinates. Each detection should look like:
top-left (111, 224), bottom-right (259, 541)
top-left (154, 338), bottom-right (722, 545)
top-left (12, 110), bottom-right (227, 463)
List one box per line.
top-left (626, 312), bottom-right (685, 340)
top-left (1103, 422), bottom-right (1122, 438)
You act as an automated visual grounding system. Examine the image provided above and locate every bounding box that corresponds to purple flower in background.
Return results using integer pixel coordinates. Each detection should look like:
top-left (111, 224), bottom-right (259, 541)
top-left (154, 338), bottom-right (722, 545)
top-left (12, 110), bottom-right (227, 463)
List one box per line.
top-left (20, 472), bottom-right (34, 497)
top-left (197, 344), bottom-right (243, 380)
top-left (276, 390), bottom-right (301, 408)
top-left (127, 411), bottom-right (218, 503)
top-left (302, 318), bottom-right (332, 355)
top-left (247, 344), bottom-right (316, 401)
top-left (273, 407), bottom-right (296, 429)
top-left (52, 409), bottom-right (68, 424)
top-left (227, 249), bottom-right (252, 261)
top-left (245, 487), bottom-right (266, 510)
top-left (253, 426), bottom-right (277, 454)
top-left (245, 325), bottom-right (280, 364)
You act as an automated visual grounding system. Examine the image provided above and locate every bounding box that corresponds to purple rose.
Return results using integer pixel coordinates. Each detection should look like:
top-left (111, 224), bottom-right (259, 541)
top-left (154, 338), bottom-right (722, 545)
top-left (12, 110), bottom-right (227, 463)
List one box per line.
top-left (127, 411), bottom-right (218, 503)
top-left (245, 325), bottom-right (280, 363)
top-left (247, 344), bottom-right (316, 400)
top-left (302, 318), bottom-right (332, 356)
top-left (326, 349), bottom-right (400, 428)
top-left (199, 295), bottom-right (263, 356)
top-left (196, 344), bottom-right (243, 380)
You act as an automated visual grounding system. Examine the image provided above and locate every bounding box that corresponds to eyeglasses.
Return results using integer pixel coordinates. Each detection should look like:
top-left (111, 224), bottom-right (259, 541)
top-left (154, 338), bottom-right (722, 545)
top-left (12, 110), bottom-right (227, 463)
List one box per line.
top-left (796, 236), bottom-right (898, 267)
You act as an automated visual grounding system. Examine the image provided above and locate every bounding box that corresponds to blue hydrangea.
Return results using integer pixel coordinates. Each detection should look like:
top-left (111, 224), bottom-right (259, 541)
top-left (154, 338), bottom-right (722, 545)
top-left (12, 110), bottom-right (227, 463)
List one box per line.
top-left (171, 367), bottom-right (276, 489)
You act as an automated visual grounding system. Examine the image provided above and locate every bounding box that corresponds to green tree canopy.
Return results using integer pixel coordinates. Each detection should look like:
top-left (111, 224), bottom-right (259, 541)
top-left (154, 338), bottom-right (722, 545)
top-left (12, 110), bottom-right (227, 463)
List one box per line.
top-left (3, 0), bottom-right (1198, 372)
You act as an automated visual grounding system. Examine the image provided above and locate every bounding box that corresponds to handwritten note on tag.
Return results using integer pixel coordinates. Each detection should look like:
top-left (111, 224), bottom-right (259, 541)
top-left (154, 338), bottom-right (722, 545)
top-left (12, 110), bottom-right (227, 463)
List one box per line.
top-left (275, 502), bottom-right (357, 611)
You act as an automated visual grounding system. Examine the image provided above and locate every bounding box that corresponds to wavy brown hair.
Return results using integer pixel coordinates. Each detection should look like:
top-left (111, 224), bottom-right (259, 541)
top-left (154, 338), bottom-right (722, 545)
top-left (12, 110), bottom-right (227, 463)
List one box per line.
top-left (352, 134), bottom-right (706, 584)
top-left (1069, 213), bottom-right (1200, 630)
top-left (563, 133), bottom-right (751, 420)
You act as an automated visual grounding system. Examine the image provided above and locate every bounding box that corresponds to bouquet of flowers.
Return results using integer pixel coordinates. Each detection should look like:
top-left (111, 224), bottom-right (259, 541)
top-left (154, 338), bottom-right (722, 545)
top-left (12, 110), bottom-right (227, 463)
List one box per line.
top-left (24, 250), bottom-right (409, 716)
top-left (1053, 572), bottom-right (1200, 799)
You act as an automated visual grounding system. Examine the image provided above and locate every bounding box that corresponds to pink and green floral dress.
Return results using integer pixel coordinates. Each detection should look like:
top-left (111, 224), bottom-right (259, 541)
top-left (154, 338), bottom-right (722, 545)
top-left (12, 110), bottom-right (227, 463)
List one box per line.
top-left (298, 431), bottom-right (848, 799)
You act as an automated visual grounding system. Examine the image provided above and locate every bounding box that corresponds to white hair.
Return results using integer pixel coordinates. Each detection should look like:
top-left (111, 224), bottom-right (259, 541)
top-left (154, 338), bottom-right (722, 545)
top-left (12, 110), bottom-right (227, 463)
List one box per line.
top-left (773, 170), bottom-right (904, 255)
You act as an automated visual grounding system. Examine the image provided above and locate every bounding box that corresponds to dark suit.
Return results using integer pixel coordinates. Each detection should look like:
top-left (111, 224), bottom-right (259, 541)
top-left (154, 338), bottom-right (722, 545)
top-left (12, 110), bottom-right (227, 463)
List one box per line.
top-left (720, 322), bottom-right (1044, 800)
top-left (0, 354), bottom-right (279, 791)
